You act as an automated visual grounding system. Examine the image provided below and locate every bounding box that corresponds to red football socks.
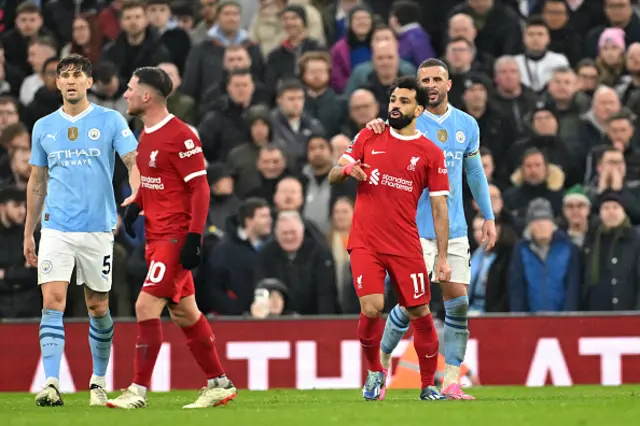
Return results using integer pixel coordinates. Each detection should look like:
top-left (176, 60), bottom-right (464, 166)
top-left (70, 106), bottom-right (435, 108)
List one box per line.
top-left (358, 313), bottom-right (384, 372)
top-left (411, 314), bottom-right (439, 388)
top-left (133, 319), bottom-right (163, 388)
top-left (182, 314), bottom-right (225, 379)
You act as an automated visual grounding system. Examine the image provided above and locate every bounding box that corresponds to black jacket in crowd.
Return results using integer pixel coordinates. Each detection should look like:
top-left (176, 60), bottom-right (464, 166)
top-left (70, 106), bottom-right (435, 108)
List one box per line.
top-left (255, 235), bottom-right (338, 315)
top-left (101, 27), bottom-right (172, 82)
top-left (0, 223), bottom-right (39, 318)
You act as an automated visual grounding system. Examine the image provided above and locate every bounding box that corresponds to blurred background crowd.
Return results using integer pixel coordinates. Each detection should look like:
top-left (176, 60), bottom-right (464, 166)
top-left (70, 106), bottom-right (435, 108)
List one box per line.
top-left (0, 0), bottom-right (639, 320)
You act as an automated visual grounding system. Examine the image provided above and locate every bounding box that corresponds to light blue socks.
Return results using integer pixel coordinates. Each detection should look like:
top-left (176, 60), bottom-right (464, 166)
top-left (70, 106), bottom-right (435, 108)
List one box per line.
top-left (443, 296), bottom-right (469, 367)
top-left (380, 304), bottom-right (410, 354)
top-left (88, 310), bottom-right (114, 377)
top-left (40, 309), bottom-right (65, 380)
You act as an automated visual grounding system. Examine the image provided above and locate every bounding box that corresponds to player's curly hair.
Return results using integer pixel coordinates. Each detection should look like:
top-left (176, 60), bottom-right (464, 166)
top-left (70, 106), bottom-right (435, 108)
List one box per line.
top-left (390, 76), bottom-right (428, 108)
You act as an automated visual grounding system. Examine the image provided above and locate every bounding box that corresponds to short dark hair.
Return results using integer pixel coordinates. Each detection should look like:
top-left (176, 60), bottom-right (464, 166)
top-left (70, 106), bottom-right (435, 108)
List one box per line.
top-left (522, 147), bottom-right (547, 165)
top-left (0, 122), bottom-right (28, 149)
top-left (121, 0), bottom-right (146, 13)
top-left (133, 66), bottom-right (173, 98)
top-left (94, 61), bottom-right (118, 84)
top-left (146, 0), bottom-right (170, 6)
top-left (171, 1), bottom-right (194, 17)
top-left (418, 58), bottom-right (449, 78)
top-left (608, 109), bottom-right (637, 124)
top-left (576, 58), bottom-right (597, 72)
top-left (389, 1), bottom-right (420, 26)
top-left (260, 143), bottom-right (285, 156)
top-left (29, 35), bottom-right (57, 51)
top-left (0, 96), bottom-right (19, 111)
top-left (479, 146), bottom-right (493, 157)
top-left (16, 2), bottom-right (40, 16)
top-left (525, 15), bottom-right (548, 30)
top-left (217, 0), bottom-right (241, 15)
top-left (277, 78), bottom-right (305, 97)
top-left (237, 197), bottom-right (270, 228)
top-left (390, 76), bottom-right (428, 108)
top-left (43, 57), bottom-right (60, 73)
top-left (57, 54), bottom-right (92, 77)
top-left (228, 67), bottom-right (252, 81)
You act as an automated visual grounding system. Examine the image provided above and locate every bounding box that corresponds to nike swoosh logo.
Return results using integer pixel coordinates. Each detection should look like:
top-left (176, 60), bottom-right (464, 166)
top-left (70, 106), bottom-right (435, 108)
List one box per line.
top-left (425, 352), bottom-right (438, 359)
top-left (371, 150), bottom-right (385, 155)
top-left (142, 283), bottom-right (155, 287)
top-left (414, 292), bottom-right (425, 299)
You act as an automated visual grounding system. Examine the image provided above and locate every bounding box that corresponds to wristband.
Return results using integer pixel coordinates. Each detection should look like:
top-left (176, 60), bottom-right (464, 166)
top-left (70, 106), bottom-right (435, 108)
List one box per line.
top-left (341, 162), bottom-right (356, 176)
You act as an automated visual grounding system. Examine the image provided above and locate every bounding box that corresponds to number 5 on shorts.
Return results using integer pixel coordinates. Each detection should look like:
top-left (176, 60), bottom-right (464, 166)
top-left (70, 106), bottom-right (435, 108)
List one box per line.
top-left (411, 272), bottom-right (426, 295)
top-left (102, 255), bottom-right (111, 275)
top-left (145, 260), bottom-right (167, 284)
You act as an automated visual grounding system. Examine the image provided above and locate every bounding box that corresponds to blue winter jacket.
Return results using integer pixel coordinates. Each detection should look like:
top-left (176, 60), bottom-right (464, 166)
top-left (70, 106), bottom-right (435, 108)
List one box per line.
top-left (508, 229), bottom-right (581, 312)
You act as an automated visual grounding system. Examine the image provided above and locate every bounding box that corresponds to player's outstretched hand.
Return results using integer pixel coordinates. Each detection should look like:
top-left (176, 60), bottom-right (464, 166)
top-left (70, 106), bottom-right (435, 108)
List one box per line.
top-left (341, 160), bottom-right (370, 181)
top-left (365, 118), bottom-right (386, 134)
top-left (482, 219), bottom-right (497, 251)
top-left (435, 256), bottom-right (452, 283)
top-left (23, 235), bottom-right (37, 267)
top-left (180, 233), bottom-right (203, 270)
top-left (123, 203), bottom-right (142, 238)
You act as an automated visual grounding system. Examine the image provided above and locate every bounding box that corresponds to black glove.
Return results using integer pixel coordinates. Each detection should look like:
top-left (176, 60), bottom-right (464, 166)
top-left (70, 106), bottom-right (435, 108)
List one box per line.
top-left (180, 233), bottom-right (202, 270)
top-left (123, 203), bottom-right (142, 238)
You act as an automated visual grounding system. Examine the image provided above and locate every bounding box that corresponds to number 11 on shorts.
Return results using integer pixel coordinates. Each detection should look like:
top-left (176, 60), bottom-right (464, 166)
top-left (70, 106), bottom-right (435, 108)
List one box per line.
top-left (411, 272), bottom-right (425, 297)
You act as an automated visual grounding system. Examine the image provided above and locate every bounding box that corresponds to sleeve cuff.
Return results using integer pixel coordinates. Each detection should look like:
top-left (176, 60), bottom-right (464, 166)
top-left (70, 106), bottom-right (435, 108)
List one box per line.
top-left (429, 190), bottom-right (449, 197)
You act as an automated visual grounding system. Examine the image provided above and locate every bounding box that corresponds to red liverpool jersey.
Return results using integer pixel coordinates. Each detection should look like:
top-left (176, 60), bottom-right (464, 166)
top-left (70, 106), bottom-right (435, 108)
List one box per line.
top-left (342, 127), bottom-right (449, 258)
top-left (136, 115), bottom-right (207, 240)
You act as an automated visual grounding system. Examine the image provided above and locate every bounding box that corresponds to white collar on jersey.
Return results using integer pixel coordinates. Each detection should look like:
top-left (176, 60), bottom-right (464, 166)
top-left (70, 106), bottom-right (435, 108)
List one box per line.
top-left (57, 103), bottom-right (94, 123)
top-left (390, 127), bottom-right (421, 140)
top-left (422, 104), bottom-right (452, 124)
top-left (145, 114), bottom-right (175, 133)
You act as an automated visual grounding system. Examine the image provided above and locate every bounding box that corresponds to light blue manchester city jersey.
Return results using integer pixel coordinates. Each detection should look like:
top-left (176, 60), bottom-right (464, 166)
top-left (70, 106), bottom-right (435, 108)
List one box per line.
top-left (30, 104), bottom-right (138, 232)
top-left (415, 105), bottom-right (480, 240)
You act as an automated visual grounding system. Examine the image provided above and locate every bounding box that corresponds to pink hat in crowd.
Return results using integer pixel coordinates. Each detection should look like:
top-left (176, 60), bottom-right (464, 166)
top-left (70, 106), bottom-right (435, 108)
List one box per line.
top-left (598, 27), bottom-right (626, 51)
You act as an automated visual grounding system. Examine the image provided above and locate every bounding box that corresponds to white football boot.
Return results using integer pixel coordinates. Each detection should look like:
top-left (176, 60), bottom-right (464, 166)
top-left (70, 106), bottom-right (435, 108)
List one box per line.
top-left (106, 384), bottom-right (147, 409)
top-left (183, 376), bottom-right (237, 409)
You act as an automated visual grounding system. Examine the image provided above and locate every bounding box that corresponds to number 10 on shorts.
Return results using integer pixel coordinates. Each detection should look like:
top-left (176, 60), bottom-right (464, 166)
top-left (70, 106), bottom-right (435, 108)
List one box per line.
top-left (145, 260), bottom-right (167, 284)
top-left (411, 272), bottom-right (426, 296)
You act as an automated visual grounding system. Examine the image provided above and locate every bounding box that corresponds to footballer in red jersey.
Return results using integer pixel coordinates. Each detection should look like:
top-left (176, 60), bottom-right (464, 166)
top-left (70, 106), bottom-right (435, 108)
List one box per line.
top-left (329, 76), bottom-right (451, 402)
top-left (107, 67), bottom-right (236, 410)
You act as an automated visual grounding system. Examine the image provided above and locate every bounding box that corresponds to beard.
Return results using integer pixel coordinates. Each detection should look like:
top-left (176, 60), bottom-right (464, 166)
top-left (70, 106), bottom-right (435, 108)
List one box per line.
top-left (427, 90), bottom-right (447, 107)
top-left (388, 109), bottom-right (414, 130)
top-left (127, 105), bottom-right (144, 117)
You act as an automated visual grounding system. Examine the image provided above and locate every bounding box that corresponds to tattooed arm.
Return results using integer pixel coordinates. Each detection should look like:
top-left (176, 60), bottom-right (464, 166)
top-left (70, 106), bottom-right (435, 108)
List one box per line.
top-left (121, 151), bottom-right (140, 201)
top-left (24, 166), bottom-right (48, 266)
top-left (25, 166), bottom-right (48, 237)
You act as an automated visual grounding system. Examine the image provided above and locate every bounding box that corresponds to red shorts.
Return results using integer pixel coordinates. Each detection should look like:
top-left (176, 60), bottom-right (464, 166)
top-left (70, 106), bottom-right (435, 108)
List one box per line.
top-left (350, 248), bottom-right (431, 308)
top-left (141, 239), bottom-right (194, 304)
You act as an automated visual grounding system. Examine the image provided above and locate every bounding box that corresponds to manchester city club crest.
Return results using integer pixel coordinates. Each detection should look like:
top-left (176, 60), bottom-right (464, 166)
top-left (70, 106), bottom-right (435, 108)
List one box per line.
top-left (456, 130), bottom-right (465, 143)
top-left (68, 127), bottom-right (78, 141)
top-left (437, 129), bottom-right (448, 142)
top-left (88, 128), bottom-right (101, 140)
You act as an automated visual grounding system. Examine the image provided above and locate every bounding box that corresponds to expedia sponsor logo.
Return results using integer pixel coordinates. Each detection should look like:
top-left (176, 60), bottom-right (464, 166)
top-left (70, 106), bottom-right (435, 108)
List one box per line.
top-left (179, 146), bottom-right (203, 159)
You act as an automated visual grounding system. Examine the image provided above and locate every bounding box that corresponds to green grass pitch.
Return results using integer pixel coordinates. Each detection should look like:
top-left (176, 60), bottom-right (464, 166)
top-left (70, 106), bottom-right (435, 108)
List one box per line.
top-left (1, 386), bottom-right (638, 426)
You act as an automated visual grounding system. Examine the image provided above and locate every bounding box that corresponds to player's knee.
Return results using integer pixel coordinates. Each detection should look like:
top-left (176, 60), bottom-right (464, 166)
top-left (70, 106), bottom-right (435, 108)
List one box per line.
top-left (441, 282), bottom-right (468, 301)
top-left (168, 305), bottom-right (200, 327)
top-left (444, 295), bottom-right (469, 317)
top-left (41, 282), bottom-right (67, 311)
top-left (135, 296), bottom-right (163, 321)
top-left (87, 301), bottom-right (109, 318)
top-left (406, 303), bottom-right (430, 319)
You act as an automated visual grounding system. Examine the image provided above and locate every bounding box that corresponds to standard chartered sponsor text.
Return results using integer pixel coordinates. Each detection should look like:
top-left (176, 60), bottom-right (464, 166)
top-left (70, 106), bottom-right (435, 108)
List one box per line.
top-left (141, 175), bottom-right (164, 190)
top-left (381, 174), bottom-right (413, 192)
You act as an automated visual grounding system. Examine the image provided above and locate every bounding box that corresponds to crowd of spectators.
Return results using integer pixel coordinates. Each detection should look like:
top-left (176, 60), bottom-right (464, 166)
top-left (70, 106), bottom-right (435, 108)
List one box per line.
top-left (1, 0), bottom-right (640, 320)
